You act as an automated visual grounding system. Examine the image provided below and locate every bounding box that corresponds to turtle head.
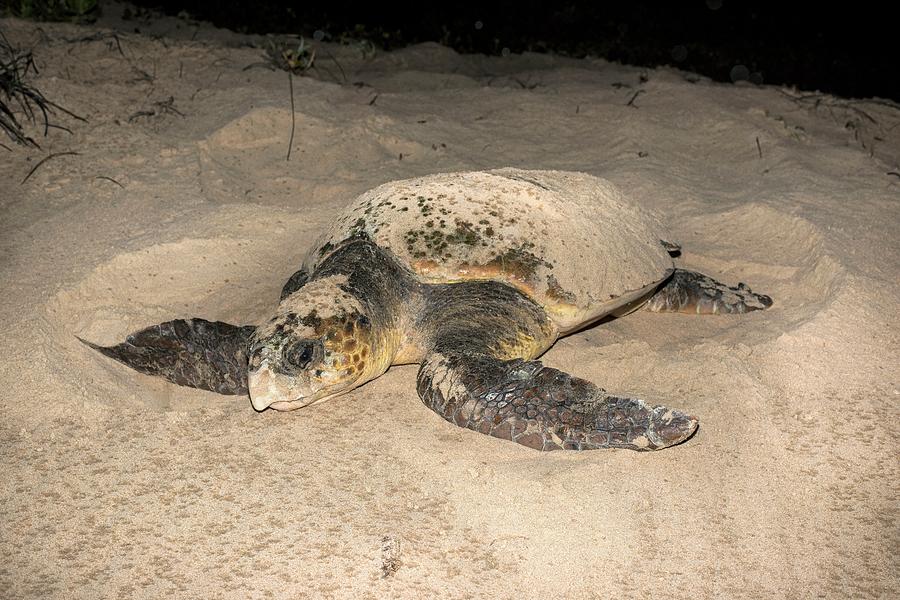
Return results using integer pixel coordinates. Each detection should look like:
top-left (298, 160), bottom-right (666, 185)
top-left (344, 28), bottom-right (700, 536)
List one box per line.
top-left (247, 302), bottom-right (378, 411)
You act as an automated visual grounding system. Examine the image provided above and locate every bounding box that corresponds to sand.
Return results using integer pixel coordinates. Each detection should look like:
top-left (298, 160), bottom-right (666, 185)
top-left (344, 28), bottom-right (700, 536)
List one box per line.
top-left (1, 8), bottom-right (898, 599)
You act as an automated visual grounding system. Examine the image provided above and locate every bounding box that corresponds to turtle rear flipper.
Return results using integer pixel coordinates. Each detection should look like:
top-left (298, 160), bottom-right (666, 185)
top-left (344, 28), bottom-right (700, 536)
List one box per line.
top-left (417, 353), bottom-right (698, 451)
top-left (79, 319), bottom-right (256, 395)
top-left (646, 268), bottom-right (773, 314)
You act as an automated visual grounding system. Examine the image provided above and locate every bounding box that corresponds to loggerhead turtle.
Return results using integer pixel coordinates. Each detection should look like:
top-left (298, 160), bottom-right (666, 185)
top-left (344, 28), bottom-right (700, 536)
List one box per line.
top-left (81, 169), bottom-right (772, 451)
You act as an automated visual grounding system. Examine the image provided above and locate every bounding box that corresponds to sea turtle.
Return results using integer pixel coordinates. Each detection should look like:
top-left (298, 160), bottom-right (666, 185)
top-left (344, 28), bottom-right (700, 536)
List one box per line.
top-left (81, 169), bottom-right (772, 451)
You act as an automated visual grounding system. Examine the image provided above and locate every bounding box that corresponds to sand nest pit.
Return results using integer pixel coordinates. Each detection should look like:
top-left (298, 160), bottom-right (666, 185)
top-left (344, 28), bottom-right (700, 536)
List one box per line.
top-left (45, 200), bottom-right (316, 409)
top-left (56, 178), bottom-right (841, 412)
top-left (47, 237), bottom-right (267, 409)
top-left (676, 202), bottom-right (844, 315)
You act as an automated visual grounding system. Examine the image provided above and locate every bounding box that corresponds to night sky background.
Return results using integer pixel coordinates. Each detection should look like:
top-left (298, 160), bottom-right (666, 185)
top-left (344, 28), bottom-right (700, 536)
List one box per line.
top-left (128, 1), bottom-right (899, 102)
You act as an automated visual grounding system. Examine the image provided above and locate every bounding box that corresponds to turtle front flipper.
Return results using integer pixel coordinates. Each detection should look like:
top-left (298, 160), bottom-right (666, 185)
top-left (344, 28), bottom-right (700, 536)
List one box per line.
top-left (646, 268), bottom-right (773, 314)
top-left (79, 319), bottom-right (256, 395)
top-left (417, 353), bottom-right (698, 451)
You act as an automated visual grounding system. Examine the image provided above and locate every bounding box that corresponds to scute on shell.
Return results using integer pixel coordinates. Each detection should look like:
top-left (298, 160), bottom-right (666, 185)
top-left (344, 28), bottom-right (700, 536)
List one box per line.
top-left (304, 169), bottom-right (674, 332)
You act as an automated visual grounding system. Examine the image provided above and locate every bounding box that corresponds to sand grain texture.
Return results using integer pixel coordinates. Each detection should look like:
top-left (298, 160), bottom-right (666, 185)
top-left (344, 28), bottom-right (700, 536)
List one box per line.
top-left (1, 12), bottom-right (898, 600)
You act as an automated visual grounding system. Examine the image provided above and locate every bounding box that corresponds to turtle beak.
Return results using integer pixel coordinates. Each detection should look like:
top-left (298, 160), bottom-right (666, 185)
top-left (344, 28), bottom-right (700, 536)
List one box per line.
top-left (248, 363), bottom-right (277, 411)
top-left (248, 358), bottom-right (299, 411)
top-left (247, 369), bottom-right (275, 412)
top-left (247, 358), bottom-right (315, 411)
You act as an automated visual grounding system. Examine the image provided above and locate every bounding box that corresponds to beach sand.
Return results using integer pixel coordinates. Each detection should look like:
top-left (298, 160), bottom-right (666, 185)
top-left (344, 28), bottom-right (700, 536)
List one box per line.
top-left (1, 10), bottom-right (897, 599)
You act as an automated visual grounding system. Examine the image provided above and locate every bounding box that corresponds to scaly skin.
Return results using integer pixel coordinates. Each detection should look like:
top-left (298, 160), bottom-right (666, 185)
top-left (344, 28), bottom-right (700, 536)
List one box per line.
top-left (646, 269), bottom-right (773, 314)
top-left (418, 354), bottom-right (698, 451)
top-left (79, 319), bottom-right (255, 395)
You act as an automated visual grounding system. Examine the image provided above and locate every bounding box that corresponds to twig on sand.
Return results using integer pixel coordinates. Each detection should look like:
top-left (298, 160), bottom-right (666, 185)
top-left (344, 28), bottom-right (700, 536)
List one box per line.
top-left (779, 89), bottom-right (899, 117)
top-left (246, 35), bottom-right (352, 159)
top-left (626, 89), bottom-right (645, 107)
top-left (251, 36), bottom-right (324, 161)
top-left (95, 175), bottom-right (124, 188)
top-left (286, 71), bottom-right (296, 161)
top-left (67, 32), bottom-right (125, 57)
top-left (127, 96), bottom-right (184, 122)
top-left (777, 89), bottom-right (899, 156)
top-left (756, 136), bottom-right (763, 158)
top-left (21, 151), bottom-right (79, 184)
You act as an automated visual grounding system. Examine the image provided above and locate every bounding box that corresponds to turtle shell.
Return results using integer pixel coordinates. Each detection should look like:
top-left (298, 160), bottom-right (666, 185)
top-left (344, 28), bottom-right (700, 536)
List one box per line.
top-left (304, 169), bottom-right (674, 332)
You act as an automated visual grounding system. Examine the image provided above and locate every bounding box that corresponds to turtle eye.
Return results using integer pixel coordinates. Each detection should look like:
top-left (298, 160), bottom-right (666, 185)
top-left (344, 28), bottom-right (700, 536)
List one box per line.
top-left (284, 340), bottom-right (321, 370)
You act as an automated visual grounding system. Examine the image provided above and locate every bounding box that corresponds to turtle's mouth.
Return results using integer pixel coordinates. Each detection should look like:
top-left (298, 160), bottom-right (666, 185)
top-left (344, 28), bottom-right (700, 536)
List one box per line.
top-left (248, 360), bottom-right (348, 411)
top-left (249, 362), bottom-right (314, 411)
top-left (267, 400), bottom-right (304, 411)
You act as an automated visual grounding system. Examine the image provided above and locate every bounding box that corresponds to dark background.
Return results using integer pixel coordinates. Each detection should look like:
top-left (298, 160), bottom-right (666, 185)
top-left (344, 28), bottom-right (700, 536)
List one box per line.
top-left (92, 1), bottom-right (900, 102)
